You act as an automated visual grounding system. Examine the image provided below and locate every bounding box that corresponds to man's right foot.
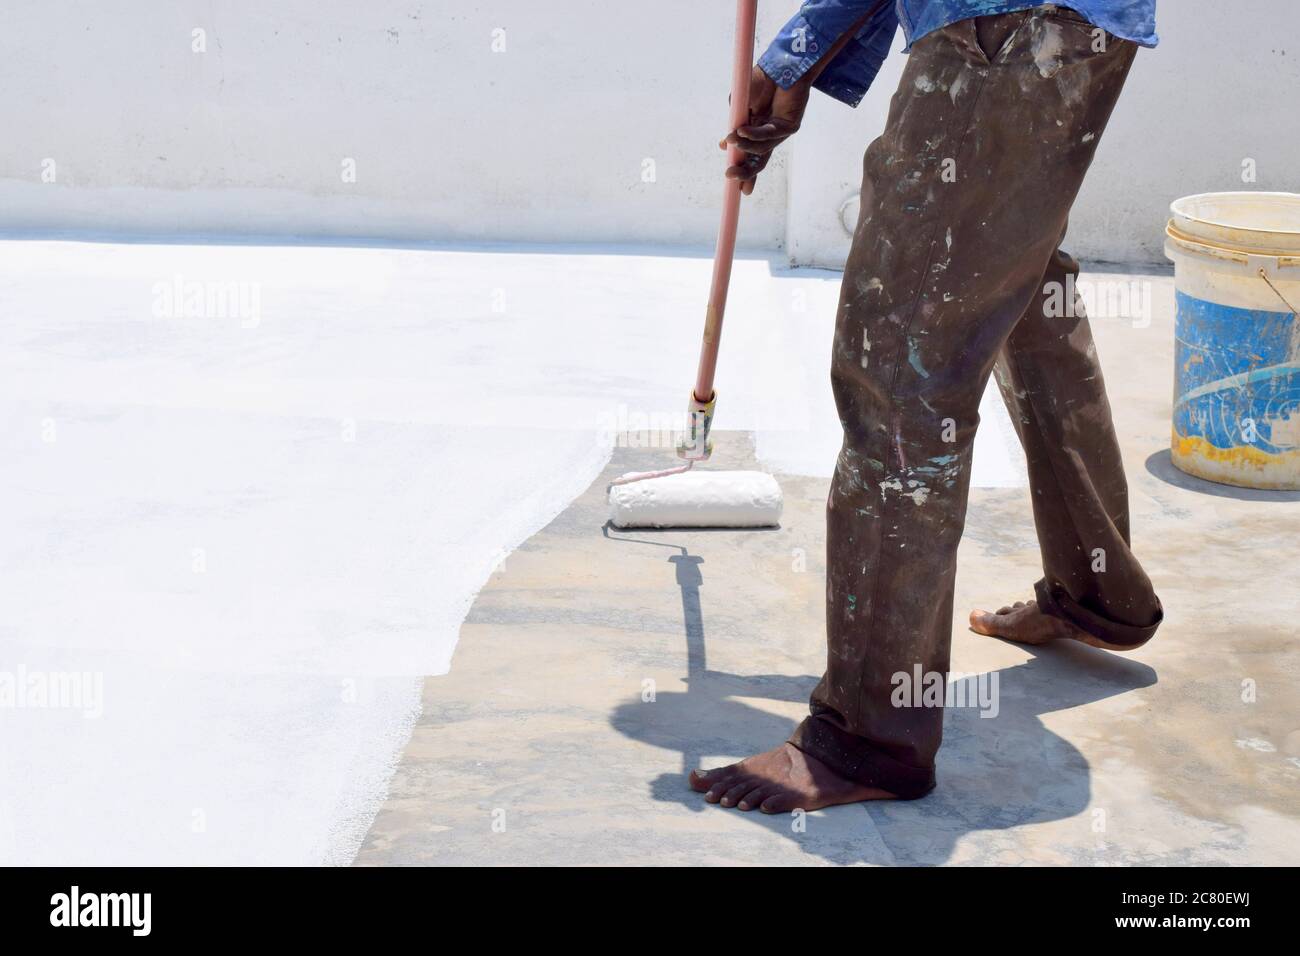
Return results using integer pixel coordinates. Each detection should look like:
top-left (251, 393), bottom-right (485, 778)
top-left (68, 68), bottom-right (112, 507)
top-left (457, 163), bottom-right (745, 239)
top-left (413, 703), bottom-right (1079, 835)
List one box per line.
top-left (688, 742), bottom-right (898, 812)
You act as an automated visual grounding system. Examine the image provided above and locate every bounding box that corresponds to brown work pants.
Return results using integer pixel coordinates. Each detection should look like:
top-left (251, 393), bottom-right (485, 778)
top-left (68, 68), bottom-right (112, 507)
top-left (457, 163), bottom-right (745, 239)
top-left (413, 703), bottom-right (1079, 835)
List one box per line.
top-left (791, 7), bottom-right (1163, 799)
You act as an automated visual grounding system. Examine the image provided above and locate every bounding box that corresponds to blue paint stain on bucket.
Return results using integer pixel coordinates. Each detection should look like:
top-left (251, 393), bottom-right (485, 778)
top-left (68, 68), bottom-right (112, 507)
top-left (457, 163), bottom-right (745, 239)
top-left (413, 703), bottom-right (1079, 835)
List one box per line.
top-left (1174, 291), bottom-right (1300, 456)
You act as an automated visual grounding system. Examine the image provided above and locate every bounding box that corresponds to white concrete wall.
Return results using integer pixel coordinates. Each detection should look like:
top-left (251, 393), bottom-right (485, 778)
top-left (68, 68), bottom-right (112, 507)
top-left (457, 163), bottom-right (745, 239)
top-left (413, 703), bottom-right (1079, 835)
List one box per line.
top-left (1, 1), bottom-right (1297, 264)
top-left (0, 0), bottom-right (791, 248)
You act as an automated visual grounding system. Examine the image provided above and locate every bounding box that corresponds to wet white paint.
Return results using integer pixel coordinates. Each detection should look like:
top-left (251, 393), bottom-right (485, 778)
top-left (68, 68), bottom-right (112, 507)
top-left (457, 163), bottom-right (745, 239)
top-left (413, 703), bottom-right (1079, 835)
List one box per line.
top-left (0, 239), bottom-right (1027, 865)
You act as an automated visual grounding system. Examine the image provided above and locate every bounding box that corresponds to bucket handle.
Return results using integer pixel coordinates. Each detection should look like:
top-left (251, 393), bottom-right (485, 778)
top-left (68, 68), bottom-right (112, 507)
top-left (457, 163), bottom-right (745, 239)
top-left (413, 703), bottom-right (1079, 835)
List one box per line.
top-left (1166, 225), bottom-right (1300, 317)
top-left (1256, 265), bottom-right (1299, 318)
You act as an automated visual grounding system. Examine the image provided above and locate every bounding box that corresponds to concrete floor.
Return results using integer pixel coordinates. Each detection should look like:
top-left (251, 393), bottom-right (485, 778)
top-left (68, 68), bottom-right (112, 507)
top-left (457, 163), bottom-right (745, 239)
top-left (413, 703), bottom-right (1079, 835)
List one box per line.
top-left (5, 239), bottom-right (1295, 865)
top-left (0, 239), bottom-right (1021, 864)
top-left (2, 239), bottom-right (1024, 868)
top-left (358, 277), bottom-right (1300, 866)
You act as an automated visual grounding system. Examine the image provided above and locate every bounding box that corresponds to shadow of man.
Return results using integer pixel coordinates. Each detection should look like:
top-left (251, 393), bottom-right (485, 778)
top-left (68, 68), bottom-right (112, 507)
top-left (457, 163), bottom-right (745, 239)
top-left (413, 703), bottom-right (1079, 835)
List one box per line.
top-left (606, 530), bottom-right (1157, 865)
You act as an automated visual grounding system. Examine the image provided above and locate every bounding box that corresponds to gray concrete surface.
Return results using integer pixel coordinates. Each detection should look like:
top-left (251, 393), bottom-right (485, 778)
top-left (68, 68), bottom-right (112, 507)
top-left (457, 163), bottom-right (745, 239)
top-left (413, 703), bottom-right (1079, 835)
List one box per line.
top-left (357, 272), bottom-right (1300, 866)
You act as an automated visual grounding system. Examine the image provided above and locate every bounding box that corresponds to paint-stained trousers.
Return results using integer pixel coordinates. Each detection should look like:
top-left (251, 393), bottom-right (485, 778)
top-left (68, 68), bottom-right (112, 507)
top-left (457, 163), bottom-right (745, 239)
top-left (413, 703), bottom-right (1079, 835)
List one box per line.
top-left (789, 7), bottom-right (1164, 799)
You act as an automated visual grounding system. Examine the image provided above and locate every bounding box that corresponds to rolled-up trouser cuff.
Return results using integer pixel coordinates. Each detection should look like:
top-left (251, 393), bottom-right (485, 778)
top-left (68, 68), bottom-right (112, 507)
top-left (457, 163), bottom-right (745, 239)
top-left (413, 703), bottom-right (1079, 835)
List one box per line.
top-left (789, 715), bottom-right (936, 800)
top-left (1034, 578), bottom-right (1163, 649)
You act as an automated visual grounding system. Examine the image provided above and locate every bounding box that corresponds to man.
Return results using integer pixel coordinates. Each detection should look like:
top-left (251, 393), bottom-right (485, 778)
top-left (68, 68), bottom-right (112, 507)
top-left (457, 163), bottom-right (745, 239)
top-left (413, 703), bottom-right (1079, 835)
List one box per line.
top-left (690, 1), bottom-right (1165, 812)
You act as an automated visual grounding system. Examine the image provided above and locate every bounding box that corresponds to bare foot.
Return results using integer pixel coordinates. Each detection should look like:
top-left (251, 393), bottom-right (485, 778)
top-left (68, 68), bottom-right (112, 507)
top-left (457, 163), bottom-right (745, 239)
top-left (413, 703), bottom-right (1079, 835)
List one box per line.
top-left (688, 742), bottom-right (897, 812)
top-left (969, 599), bottom-right (1131, 651)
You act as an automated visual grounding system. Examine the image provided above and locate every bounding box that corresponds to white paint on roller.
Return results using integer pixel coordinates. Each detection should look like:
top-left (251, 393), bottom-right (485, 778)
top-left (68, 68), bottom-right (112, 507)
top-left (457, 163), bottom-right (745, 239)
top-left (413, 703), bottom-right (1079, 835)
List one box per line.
top-left (609, 470), bottom-right (783, 529)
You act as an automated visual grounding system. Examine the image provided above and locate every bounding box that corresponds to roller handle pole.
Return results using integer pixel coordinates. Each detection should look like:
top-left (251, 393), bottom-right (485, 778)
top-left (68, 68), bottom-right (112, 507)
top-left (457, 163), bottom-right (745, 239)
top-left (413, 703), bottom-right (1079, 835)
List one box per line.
top-left (692, 0), bottom-right (758, 405)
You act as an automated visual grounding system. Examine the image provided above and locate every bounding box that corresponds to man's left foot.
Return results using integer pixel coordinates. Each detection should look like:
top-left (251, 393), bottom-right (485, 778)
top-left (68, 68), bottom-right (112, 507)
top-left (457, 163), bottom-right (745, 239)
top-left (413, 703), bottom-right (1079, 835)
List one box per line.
top-left (688, 742), bottom-right (897, 812)
top-left (969, 598), bottom-right (1131, 651)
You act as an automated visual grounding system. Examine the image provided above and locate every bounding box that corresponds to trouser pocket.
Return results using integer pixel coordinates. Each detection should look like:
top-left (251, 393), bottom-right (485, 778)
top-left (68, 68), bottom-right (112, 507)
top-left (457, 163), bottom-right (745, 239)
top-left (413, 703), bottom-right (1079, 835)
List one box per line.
top-left (1046, 5), bottom-right (1095, 26)
top-left (1044, 4), bottom-right (1116, 44)
top-left (971, 11), bottom-right (1027, 65)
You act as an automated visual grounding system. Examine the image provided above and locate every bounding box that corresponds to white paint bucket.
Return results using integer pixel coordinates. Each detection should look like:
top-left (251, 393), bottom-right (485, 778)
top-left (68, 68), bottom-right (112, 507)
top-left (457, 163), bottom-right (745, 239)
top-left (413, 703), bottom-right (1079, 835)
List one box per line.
top-left (1164, 192), bottom-right (1300, 490)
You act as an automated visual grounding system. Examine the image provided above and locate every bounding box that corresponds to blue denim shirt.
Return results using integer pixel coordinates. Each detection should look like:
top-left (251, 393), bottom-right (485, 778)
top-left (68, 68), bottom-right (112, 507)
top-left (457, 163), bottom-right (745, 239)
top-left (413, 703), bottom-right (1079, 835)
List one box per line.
top-left (759, 1), bottom-right (1158, 106)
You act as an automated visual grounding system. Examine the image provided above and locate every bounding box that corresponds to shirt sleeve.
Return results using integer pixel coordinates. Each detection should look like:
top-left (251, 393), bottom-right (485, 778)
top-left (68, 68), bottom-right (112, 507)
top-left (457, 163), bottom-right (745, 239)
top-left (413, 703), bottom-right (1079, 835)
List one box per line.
top-left (757, 1), bottom-right (900, 108)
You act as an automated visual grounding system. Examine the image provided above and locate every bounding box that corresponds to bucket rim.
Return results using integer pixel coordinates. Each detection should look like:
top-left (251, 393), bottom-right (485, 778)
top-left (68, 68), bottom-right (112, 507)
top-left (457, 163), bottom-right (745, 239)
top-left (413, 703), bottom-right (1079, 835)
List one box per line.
top-left (1166, 223), bottom-right (1300, 264)
top-left (1169, 191), bottom-right (1300, 239)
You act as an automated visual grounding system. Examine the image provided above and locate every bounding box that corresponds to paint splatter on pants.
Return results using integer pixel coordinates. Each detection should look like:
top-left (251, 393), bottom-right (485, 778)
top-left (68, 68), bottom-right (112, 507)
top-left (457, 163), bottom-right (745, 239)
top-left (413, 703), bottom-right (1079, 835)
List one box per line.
top-left (789, 7), bottom-right (1164, 799)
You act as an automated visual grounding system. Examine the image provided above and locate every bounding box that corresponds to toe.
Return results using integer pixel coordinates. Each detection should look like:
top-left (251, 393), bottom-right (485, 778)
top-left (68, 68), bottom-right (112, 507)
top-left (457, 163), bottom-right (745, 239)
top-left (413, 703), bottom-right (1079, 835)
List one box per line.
top-left (759, 791), bottom-right (799, 814)
top-left (719, 777), bottom-right (762, 808)
top-left (738, 786), bottom-right (776, 811)
top-left (969, 608), bottom-right (1002, 636)
top-left (690, 764), bottom-right (737, 793)
top-left (705, 775), bottom-right (742, 803)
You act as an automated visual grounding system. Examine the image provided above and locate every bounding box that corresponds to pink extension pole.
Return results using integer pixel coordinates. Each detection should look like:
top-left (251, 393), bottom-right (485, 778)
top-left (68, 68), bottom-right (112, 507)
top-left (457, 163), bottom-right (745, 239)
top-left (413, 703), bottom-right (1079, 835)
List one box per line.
top-left (608, 0), bottom-right (758, 487)
top-left (694, 0), bottom-right (759, 406)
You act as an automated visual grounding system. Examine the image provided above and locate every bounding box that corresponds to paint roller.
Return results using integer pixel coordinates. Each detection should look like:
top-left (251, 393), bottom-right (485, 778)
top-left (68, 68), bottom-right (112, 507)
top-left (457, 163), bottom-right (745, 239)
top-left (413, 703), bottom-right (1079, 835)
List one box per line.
top-left (607, 0), bottom-right (783, 530)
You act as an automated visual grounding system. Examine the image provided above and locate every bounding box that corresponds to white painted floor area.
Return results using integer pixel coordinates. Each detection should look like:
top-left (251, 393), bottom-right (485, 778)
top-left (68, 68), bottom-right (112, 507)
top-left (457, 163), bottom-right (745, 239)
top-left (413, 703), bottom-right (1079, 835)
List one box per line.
top-left (0, 239), bottom-right (1025, 865)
